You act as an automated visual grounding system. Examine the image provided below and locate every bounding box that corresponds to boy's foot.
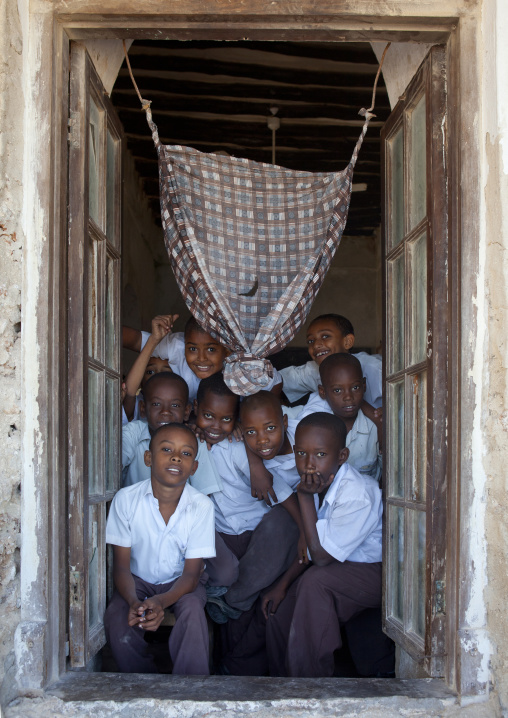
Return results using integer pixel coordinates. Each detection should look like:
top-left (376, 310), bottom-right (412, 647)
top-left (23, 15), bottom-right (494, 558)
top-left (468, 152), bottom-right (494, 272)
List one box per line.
top-left (205, 595), bottom-right (242, 624)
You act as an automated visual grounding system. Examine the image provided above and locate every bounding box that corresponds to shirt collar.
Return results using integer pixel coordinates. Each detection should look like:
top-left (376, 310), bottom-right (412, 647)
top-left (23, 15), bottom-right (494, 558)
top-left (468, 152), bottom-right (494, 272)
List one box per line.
top-left (143, 477), bottom-right (192, 512)
top-left (349, 409), bottom-right (370, 436)
top-left (322, 462), bottom-right (349, 508)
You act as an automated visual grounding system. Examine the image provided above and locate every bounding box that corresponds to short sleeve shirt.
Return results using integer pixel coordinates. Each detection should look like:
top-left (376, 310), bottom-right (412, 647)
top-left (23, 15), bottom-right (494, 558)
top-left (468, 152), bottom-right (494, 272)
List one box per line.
top-left (106, 480), bottom-right (216, 584)
top-left (210, 440), bottom-right (293, 535)
top-left (314, 462), bottom-right (382, 563)
top-left (122, 420), bottom-right (151, 487)
top-left (280, 354), bottom-right (383, 408)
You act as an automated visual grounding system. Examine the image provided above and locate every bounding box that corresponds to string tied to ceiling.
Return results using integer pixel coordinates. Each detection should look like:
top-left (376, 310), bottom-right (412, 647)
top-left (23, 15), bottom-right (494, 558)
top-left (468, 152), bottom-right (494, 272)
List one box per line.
top-left (121, 40), bottom-right (391, 395)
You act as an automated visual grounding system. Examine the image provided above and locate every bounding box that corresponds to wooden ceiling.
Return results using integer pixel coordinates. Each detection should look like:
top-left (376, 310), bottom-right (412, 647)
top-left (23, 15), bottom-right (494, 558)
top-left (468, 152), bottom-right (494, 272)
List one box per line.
top-left (111, 40), bottom-right (389, 236)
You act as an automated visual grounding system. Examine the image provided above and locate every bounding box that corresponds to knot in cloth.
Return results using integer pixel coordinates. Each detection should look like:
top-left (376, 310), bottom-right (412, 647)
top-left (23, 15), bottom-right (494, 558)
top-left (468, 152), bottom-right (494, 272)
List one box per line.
top-left (223, 353), bottom-right (274, 396)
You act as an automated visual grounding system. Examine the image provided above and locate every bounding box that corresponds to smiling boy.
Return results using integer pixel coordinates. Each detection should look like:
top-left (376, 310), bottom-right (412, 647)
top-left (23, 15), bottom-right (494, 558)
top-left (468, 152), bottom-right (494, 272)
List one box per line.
top-left (104, 423), bottom-right (215, 674)
top-left (124, 315), bottom-right (283, 401)
top-left (265, 412), bottom-right (383, 677)
top-left (279, 314), bottom-right (382, 411)
top-left (122, 372), bottom-right (191, 487)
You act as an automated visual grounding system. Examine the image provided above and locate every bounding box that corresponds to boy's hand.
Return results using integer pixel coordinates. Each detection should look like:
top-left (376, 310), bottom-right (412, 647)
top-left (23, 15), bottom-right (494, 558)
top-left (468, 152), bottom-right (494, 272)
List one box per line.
top-left (297, 472), bottom-right (333, 495)
top-left (297, 531), bottom-right (309, 565)
top-left (151, 314), bottom-right (179, 343)
top-left (128, 596), bottom-right (165, 632)
top-left (229, 422), bottom-right (243, 443)
top-left (251, 464), bottom-right (277, 505)
top-left (127, 599), bottom-right (149, 628)
top-left (261, 583), bottom-right (288, 619)
top-left (188, 422), bottom-right (210, 448)
top-left (121, 381), bottom-right (127, 403)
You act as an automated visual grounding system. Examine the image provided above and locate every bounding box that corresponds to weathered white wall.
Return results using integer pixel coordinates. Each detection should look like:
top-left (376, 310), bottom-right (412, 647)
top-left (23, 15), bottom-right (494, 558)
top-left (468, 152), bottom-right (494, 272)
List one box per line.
top-left (478, 0), bottom-right (508, 707)
top-left (2, 1), bottom-right (508, 715)
top-left (0, 0), bottom-right (24, 705)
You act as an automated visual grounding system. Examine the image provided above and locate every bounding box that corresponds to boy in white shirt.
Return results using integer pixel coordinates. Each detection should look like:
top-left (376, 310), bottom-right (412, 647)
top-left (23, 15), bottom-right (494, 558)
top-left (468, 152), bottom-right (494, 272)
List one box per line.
top-left (123, 315), bottom-right (283, 402)
top-left (264, 412), bottom-right (383, 677)
top-left (104, 423), bottom-right (215, 674)
top-left (122, 372), bottom-right (191, 487)
top-left (300, 352), bottom-right (382, 483)
top-left (195, 390), bottom-right (306, 623)
top-left (280, 313), bottom-right (382, 410)
top-left (122, 314), bottom-right (177, 425)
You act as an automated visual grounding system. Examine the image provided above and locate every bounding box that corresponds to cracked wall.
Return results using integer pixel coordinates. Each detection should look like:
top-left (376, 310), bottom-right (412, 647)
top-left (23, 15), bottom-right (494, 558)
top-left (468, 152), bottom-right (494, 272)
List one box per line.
top-left (0, 0), bottom-right (24, 704)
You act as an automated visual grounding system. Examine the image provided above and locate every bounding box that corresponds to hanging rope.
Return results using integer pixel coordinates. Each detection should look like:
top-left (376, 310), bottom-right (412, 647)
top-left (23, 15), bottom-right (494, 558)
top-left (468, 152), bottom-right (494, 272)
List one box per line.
top-left (121, 40), bottom-right (392, 394)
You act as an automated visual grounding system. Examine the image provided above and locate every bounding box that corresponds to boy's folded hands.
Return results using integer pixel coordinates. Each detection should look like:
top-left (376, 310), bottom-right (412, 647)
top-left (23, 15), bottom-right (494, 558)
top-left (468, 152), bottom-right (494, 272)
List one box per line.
top-left (128, 596), bottom-right (165, 632)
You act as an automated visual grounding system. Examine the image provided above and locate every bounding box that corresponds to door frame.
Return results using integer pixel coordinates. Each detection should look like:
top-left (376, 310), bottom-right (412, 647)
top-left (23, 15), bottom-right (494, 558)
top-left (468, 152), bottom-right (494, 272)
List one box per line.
top-left (20, 5), bottom-right (482, 698)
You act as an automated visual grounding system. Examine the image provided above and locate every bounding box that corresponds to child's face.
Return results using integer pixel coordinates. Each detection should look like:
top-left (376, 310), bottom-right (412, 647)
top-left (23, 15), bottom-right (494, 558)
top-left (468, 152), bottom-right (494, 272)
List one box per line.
top-left (294, 425), bottom-right (348, 484)
top-left (194, 391), bottom-right (238, 445)
top-left (141, 356), bottom-right (172, 392)
top-left (145, 426), bottom-right (198, 489)
top-left (185, 329), bottom-right (230, 380)
top-left (241, 405), bottom-right (288, 461)
top-left (141, 379), bottom-right (191, 433)
top-left (306, 319), bottom-right (354, 365)
top-left (318, 364), bottom-right (365, 423)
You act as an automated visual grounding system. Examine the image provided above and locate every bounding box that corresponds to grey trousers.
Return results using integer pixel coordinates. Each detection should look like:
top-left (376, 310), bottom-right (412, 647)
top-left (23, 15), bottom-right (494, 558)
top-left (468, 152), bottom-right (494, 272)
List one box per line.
top-left (222, 504), bottom-right (300, 612)
top-left (104, 574), bottom-right (209, 675)
top-left (266, 560), bottom-right (382, 677)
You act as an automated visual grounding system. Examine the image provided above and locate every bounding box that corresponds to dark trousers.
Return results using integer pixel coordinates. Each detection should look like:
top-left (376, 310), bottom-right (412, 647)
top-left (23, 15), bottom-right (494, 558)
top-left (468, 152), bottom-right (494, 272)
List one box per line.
top-left (205, 530), bottom-right (240, 587)
top-left (222, 504), bottom-right (300, 612)
top-left (104, 574), bottom-right (209, 675)
top-left (266, 560), bottom-right (382, 677)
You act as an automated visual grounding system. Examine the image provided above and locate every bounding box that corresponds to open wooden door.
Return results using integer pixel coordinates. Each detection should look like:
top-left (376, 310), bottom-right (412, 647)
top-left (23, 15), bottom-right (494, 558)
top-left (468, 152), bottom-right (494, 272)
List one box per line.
top-left (67, 43), bottom-right (123, 667)
top-left (382, 45), bottom-right (449, 677)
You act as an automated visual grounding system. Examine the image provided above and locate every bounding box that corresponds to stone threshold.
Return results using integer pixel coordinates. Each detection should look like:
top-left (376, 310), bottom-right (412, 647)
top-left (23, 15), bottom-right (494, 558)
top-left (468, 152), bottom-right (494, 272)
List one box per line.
top-left (46, 673), bottom-right (456, 703)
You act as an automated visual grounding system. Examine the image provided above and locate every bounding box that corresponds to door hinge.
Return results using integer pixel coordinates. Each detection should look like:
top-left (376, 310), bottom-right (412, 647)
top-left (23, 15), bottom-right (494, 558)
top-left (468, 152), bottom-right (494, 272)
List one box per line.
top-left (434, 580), bottom-right (445, 614)
top-left (69, 570), bottom-right (83, 607)
top-left (68, 111), bottom-right (80, 148)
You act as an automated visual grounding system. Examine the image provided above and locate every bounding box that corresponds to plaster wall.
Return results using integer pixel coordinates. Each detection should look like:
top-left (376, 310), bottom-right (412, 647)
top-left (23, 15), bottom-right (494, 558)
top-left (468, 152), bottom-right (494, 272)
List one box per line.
top-left (479, 0), bottom-right (508, 710)
top-left (0, 0), bottom-right (24, 704)
top-left (2, 0), bottom-right (508, 714)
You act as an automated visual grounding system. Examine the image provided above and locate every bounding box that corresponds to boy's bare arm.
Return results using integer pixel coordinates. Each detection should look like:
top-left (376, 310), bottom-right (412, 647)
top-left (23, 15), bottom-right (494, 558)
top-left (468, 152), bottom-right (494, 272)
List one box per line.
top-left (137, 558), bottom-right (204, 632)
top-left (279, 492), bottom-right (309, 564)
top-left (112, 545), bottom-right (146, 625)
top-left (122, 315), bottom-right (177, 354)
top-left (297, 474), bottom-right (336, 567)
top-left (246, 442), bottom-right (277, 504)
top-left (123, 314), bottom-right (178, 421)
top-left (123, 326), bottom-right (142, 352)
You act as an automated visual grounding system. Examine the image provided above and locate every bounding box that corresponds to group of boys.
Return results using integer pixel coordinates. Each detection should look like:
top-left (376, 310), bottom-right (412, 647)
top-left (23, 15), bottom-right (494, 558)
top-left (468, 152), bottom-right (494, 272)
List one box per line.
top-left (105, 313), bottom-right (393, 677)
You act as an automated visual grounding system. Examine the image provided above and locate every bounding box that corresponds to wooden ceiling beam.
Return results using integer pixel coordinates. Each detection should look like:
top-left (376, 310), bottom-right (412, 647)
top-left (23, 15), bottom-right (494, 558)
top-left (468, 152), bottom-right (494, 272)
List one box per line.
top-left (113, 74), bottom-right (388, 107)
top-left (128, 40), bottom-right (378, 64)
top-left (121, 55), bottom-right (385, 90)
top-left (113, 96), bottom-right (390, 122)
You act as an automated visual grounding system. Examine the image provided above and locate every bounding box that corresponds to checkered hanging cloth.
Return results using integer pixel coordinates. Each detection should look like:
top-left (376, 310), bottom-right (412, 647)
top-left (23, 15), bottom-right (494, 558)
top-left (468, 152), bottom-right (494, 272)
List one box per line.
top-left (143, 108), bottom-right (374, 395)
